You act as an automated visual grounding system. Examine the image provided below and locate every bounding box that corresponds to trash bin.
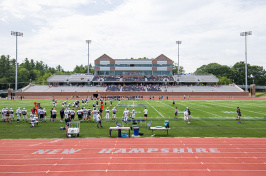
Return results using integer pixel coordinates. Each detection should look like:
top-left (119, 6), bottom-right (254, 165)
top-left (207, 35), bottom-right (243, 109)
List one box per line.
top-left (133, 127), bottom-right (139, 136)
top-left (118, 129), bottom-right (122, 137)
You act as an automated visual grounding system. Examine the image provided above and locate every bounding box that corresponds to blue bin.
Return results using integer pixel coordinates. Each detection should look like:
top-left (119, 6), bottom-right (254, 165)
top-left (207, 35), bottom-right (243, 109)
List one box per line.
top-left (133, 127), bottom-right (139, 136)
top-left (122, 133), bottom-right (127, 138)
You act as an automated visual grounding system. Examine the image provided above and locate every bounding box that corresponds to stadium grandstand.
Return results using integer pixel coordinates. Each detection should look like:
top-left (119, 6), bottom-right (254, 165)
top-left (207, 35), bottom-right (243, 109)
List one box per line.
top-left (14, 54), bottom-right (249, 98)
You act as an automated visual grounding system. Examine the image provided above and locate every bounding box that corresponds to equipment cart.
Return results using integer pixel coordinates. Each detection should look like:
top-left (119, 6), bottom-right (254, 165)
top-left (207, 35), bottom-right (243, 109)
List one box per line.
top-left (66, 121), bottom-right (80, 137)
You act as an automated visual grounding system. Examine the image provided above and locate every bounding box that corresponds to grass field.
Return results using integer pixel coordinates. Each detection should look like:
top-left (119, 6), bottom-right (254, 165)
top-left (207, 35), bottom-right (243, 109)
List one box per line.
top-left (0, 98), bottom-right (266, 139)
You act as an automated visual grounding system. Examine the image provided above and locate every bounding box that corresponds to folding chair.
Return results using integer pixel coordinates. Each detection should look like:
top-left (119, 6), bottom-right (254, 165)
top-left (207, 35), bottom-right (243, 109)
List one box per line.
top-left (147, 120), bottom-right (152, 129)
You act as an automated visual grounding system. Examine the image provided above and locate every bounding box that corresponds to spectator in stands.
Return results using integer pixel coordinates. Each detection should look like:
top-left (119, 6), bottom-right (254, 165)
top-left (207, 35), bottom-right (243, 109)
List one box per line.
top-left (144, 107), bottom-right (148, 120)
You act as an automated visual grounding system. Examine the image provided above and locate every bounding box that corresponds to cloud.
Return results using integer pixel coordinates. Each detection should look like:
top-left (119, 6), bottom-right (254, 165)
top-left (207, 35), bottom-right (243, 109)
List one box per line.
top-left (1, 0), bottom-right (266, 73)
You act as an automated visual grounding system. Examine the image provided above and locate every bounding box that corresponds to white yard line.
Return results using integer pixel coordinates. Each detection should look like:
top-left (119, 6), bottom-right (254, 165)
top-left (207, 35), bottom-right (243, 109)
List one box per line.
top-left (145, 101), bottom-right (164, 118)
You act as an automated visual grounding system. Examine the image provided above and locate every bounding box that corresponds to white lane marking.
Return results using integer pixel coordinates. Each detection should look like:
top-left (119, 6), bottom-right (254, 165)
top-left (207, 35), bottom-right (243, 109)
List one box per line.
top-left (30, 143), bottom-right (42, 147)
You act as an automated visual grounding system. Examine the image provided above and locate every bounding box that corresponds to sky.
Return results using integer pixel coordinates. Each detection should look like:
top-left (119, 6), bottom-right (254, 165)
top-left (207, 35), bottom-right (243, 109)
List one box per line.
top-left (1, 0), bottom-right (266, 73)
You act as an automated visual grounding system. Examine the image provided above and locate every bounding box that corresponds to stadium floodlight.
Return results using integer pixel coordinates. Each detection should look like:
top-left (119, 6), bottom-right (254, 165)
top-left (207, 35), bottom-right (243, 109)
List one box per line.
top-left (240, 31), bottom-right (252, 92)
top-left (86, 40), bottom-right (91, 74)
top-left (11, 31), bottom-right (23, 91)
top-left (176, 41), bottom-right (182, 75)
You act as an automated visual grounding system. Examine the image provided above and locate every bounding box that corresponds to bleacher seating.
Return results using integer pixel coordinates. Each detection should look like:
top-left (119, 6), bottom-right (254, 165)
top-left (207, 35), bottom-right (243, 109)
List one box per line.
top-left (165, 85), bottom-right (241, 92)
top-left (123, 77), bottom-right (145, 82)
top-left (106, 85), bottom-right (120, 92)
top-left (147, 85), bottom-right (161, 92)
top-left (174, 74), bottom-right (219, 83)
top-left (122, 85), bottom-right (145, 92)
top-left (24, 85), bottom-right (106, 92)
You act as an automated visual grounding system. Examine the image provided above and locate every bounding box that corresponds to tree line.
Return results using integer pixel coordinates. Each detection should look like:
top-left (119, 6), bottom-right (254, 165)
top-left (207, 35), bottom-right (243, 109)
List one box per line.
top-left (194, 62), bottom-right (266, 86)
top-left (0, 55), bottom-right (93, 90)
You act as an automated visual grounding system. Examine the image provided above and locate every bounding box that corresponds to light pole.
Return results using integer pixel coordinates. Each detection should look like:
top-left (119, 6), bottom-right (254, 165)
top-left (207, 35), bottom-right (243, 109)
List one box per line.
top-left (176, 41), bottom-right (182, 75)
top-left (11, 31), bottom-right (23, 91)
top-left (240, 31), bottom-right (252, 92)
top-left (86, 40), bottom-right (91, 74)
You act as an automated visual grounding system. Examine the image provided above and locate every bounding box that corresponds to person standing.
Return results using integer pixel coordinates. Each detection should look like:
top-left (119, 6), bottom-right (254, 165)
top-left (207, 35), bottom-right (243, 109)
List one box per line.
top-left (92, 108), bottom-right (98, 123)
top-left (16, 107), bottom-right (21, 123)
top-left (64, 108), bottom-right (69, 120)
top-left (174, 107), bottom-right (178, 119)
top-left (51, 108), bottom-right (57, 122)
top-left (184, 109), bottom-right (188, 124)
top-left (123, 108), bottom-right (129, 122)
top-left (70, 109), bottom-right (75, 121)
top-left (131, 107), bottom-right (135, 120)
top-left (144, 107), bottom-right (148, 120)
top-left (173, 99), bottom-right (175, 106)
top-left (99, 108), bottom-right (103, 119)
top-left (6, 108), bottom-right (11, 124)
top-left (60, 108), bottom-right (64, 122)
top-left (187, 108), bottom-right (191, 124)
top-left (87, 108), bottom-right (91, 122)
top-left (105, 107), bottom-right (110, 122)
top-left (39, 108), bottom-right (44, 122)
top-left (22, 108), bottom-right (27, 123)
top-left (237, 107), bottom-right (241, 123)
top-left (97, 112), bottom-right (103, 128)
top-left (77, 108), bottom-right (83, 121)
top-left (9, 108), bottom-right (14, 121)
top-left (43, 108), bottom-right (47, 122)
top-left (83, 107), bottom-right (87, 121)
top-left (100, 100), bottom-right (104, 110)
top-left (112, 107), bottom-right (117, 122)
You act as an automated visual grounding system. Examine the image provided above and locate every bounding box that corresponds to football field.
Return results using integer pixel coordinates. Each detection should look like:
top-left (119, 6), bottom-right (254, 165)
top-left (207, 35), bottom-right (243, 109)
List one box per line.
top-left (0, 98), bottom-right (266, 139)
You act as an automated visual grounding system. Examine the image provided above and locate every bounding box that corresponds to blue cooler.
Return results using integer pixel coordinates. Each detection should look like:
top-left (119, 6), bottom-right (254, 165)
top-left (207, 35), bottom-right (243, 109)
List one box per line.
top-left (164, 120), bottom-right (169, 128)
top-left (122, 132), bottom-right (127, 138)
top-left (133, 127), bottom-right (139, 136)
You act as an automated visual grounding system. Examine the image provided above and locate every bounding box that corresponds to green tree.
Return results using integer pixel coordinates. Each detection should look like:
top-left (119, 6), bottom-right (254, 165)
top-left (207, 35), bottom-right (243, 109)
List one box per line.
top-left (217, 76), bottom-right (232, 85)
top-left (195, 63), bottom-right (233, 78)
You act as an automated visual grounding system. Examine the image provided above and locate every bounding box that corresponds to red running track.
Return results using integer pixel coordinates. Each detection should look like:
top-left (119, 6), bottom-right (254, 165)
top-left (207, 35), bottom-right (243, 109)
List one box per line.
top-left (0, 138), bottom-right (266, 176)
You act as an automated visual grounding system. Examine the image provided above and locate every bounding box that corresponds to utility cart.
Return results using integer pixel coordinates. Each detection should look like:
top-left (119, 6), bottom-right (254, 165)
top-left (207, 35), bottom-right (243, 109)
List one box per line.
top-left (66, 121), bottom-right (80, 137)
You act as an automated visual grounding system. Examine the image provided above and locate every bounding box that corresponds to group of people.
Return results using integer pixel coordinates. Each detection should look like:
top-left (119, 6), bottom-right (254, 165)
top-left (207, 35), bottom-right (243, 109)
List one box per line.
top-left (1, 107), bottom-right (28, 123)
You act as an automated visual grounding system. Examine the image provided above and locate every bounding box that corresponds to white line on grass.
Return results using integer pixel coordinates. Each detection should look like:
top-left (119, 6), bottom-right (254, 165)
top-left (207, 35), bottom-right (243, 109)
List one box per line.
top-left (145, 101), bottom-right (163, 118)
